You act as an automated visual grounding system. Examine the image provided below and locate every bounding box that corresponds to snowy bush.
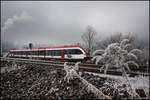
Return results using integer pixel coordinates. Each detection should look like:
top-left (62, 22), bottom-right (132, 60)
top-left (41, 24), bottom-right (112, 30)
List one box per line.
top-left (92, 39), bottom-right (142, 74)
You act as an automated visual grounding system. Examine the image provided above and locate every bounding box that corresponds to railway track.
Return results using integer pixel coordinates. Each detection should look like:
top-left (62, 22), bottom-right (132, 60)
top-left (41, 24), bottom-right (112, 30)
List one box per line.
top-left (1, 57), bottom-right (149, 77)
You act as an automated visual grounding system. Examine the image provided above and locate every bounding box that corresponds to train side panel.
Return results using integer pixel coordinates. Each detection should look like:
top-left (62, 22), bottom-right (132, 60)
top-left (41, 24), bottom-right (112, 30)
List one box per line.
top-left (9, 45), bottom-right (88, 61)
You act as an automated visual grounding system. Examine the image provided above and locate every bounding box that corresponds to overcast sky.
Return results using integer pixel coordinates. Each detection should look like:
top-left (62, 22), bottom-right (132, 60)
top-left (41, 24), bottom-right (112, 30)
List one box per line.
top-left (1, 1), bottom-right (149, 49)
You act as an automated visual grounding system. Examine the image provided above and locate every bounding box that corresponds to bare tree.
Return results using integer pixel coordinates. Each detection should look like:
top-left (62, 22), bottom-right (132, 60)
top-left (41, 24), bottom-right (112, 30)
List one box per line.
top-left (98, 32), bottom-right (136, 50)
top-left (81, 25), bottom-right (97, 56)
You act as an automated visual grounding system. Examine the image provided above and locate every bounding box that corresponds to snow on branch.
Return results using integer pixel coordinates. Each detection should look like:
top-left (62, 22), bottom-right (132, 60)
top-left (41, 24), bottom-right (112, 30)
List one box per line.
top-left (120, 39), bottom-right (129, 48)
top-left (130, 49), bottom-right (142, 54)
top-left (127, 52), bottom-right (138, 60)
top-left (126, 61), bottom-right (139, 68)
top-left (123, 44), bottom-right (131, 50)
top-left (78, 74), bottom-right (111, 99)
top-left (64, 62), bottom-right (111, 99)
top-left (92, 50), bottom-right (105, 56)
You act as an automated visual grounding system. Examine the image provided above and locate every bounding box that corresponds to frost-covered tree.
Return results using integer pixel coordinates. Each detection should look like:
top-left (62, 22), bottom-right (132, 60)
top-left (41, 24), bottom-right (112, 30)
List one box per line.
top-left (92, 39), bottom-right (142, 74)
top-left (92, 39), bottom-right (142, 98)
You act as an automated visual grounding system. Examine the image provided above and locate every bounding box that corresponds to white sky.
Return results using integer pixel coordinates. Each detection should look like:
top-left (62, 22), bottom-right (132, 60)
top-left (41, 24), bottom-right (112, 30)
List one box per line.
top-left (1, 1), bottom-right (149, 48)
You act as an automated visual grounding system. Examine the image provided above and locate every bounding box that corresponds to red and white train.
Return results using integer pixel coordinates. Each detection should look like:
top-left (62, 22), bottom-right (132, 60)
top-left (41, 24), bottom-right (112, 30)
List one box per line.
top-left (9, 45), bottom-right (90, 61)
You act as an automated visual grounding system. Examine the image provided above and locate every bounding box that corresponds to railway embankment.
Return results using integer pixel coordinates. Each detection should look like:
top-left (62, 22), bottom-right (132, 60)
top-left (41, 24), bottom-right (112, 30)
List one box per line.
top-left (1, 58), bottom-right (149, 99)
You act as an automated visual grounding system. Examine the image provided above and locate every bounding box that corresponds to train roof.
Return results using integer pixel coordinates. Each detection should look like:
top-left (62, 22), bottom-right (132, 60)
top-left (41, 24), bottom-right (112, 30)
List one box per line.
top-left (10, 45), bottom-right (86, 52)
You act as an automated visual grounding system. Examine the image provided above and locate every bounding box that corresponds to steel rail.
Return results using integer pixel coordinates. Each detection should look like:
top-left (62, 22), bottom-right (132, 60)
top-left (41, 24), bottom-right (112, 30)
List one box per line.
top-left (1, 57), bottom-right (149, 77)
top-left (1, 57), bottom-right (147, 71)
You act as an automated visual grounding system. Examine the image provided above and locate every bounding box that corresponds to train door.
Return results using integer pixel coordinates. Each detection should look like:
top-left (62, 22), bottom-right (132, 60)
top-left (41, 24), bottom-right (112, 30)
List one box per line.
top-left (12, 51), bottom-right (14, 57)
top-left (25, 51), bottom-right (28, 57)
top-left (44, 49), bottom-right (46, 59)
top-left (61, 49), bottom-right (65, 59)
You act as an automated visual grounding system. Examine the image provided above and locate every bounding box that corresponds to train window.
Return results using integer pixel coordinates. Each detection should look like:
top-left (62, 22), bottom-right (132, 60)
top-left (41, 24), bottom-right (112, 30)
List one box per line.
top-left (30, 51), bottom-right (32, 55)
top-left (10, 52), bottom-right (13, 55)
top-left (58, 50), bottom-right (61, 56)
top-left (28, 51), bottom-right (37, 55)
top-left (15, 52), bottom-right (17, 55)
top-left (65, 49), bottom-right (71, 54)
top-left (52, 50), bottom-right (56, 56)
top-left (65, 49), bottom-right (83, 54)
top-left (46, 50), bottom-right (62, 56)
top-left (28, 51), bottom-right (33, 55)
top-left (17, 51), bottom-right (20, 55)
top-left (16, 52), bottom-right (18, 55)
top-left (46, 50), bottom-right (52, 56)
top-left (55, 50), bottom-right (61, 56)
top-left (71, 49), bottom-right (76, 54)
top-left (20, 51), bottom-right (25, 55)
top-left (65, 49), bottom-right (69, 54)
top-left (23, 51), bottom-right (26, 55)
top-left (13, 51), bottom-right (27, 55)
top-left (28, 51), bottom-right (31, 55)
top-left (21, 51), bottom-right (23, 55)
top-left (51, 50), bottom-right (54, 56)
top-left (35, 51), bottom-right (38, 55)
top-left (54, 50), bottom-right (57, 56)
top-left (75, 49), bottom-right (83, 54)
top-left (53, 50), bottom-right (56, 56)
top-left (14, 52), bottom-right (16, 55)
top-left (52, 50), bottom-right (55, 56)
top-left (32, 51), bottom-right (34, 55)
top-left (15, 51), bottom-right (17, 55)
top-left (24, 51), bottom-right (26, 55)
top-left (20, 51), bottom-right (22, 55)
top-left (39, 50), bottom-right (45, 56)
top-left (19, 51), bottom-right (21, 55)
top-left (31, 51), bottom-right (35, 55)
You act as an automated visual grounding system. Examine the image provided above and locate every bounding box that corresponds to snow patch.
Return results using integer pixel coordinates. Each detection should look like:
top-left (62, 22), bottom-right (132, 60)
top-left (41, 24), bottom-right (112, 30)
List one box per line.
top-left (1, 62), bottom-right (24, 73)
top-left (86, 72), bottom-right (149, 97)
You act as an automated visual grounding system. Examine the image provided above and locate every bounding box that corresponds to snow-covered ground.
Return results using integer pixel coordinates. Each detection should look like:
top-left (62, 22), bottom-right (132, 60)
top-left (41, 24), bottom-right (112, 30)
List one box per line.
top-left (86, 72), bottom-right (149, 97)
top-left (1, 62), bottom-right (23, 73)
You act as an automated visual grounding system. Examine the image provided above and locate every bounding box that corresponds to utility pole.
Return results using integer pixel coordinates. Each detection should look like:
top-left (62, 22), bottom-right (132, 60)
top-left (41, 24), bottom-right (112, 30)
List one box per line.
top-left (29, 43), bottom-right (33, 59)
top-left (1, 37), bottom-right (2, 56)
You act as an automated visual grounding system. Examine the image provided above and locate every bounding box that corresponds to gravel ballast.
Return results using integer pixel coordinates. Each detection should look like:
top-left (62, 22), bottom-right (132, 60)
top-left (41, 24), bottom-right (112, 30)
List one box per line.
top-left (0, 61), bottom-right (147, 99)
